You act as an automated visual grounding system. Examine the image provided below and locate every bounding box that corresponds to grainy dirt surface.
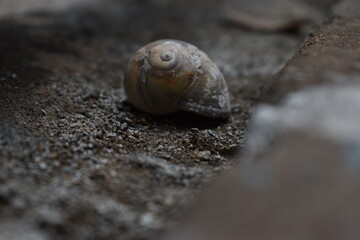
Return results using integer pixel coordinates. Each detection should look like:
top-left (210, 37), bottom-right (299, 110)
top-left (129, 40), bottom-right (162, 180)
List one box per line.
top-left (0, 0), bottom-right (343, 239)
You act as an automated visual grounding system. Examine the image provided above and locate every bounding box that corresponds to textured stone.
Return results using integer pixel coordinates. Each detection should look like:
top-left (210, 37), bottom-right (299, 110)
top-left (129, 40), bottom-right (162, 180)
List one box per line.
top-left (164, 85), bottom-right (360, 240)
top-left (163, 8), bottom-right (360, 240)
top-left (246, 84), bottom-right (360, 160)
top-left (264, 17), bottom-right (360, 102)
top-left (222, 0), bottom-right (324, 31)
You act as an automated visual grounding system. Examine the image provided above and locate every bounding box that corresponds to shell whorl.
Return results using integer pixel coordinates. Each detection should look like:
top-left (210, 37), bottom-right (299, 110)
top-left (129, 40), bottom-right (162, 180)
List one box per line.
top-left (124, 40), bottom-right (231, 118)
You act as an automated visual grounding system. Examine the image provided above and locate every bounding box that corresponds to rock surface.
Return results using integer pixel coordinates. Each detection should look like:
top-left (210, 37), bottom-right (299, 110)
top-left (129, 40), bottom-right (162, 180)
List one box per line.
top-left (222, 0), bottom-right (325, 31)
top-left (164, 130), bottom-right (360, 240)
top-left (163, 2), bottom-right (360, 239)
top-left (264, 15), bottom-right (360, 102)
top-left (165, 83), bottom-right (360, 240)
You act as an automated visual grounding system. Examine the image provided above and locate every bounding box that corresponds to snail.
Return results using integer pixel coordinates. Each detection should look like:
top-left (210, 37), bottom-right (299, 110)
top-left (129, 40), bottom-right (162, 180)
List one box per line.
top-left (124, 40), bottom-right (231, 118)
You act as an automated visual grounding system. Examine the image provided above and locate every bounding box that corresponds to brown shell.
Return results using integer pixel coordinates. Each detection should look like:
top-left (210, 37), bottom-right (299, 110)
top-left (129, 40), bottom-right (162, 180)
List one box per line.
top-left (124, 40), bottom-right (231, 118)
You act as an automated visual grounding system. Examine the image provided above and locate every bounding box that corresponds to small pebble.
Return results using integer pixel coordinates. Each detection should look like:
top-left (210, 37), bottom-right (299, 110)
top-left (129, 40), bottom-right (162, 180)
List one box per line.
top-left (195, 151), bottom-right (211, 160)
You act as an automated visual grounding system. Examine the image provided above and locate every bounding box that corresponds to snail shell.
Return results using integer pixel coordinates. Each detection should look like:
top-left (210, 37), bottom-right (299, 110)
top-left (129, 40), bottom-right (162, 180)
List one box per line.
top-left (124, 40), bottom-right (231, 118)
